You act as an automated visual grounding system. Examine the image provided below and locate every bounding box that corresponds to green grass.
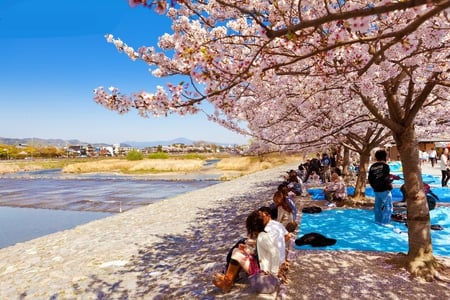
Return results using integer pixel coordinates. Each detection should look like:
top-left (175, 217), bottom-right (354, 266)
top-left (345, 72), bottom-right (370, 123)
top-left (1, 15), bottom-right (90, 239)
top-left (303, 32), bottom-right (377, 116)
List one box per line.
top-left (146, 152), bottom-right (170, 159)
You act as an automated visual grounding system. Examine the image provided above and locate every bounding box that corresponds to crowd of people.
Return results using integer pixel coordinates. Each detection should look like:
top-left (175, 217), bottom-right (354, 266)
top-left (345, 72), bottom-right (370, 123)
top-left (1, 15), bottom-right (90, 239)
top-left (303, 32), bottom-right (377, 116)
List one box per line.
top-left (421, 147), bottom-right (450, 188)
top-left (212, 151), bottom-right (351, 294)
top-left (211, 168), bottom-right (306, 293)
top-left (419, 146), bottom-right (450, 187)
top-left (212, 147), bottom-right (450, 294)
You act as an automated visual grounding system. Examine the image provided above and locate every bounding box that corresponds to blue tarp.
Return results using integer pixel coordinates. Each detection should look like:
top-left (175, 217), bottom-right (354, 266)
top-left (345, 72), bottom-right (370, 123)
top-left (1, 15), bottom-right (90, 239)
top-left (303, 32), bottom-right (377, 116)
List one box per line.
top-left (295, 206), bottom-right (450, 256)
top-left (307, 168), bottom-right (450, 202)
top-left (308, 186), bottom-right (450, 202)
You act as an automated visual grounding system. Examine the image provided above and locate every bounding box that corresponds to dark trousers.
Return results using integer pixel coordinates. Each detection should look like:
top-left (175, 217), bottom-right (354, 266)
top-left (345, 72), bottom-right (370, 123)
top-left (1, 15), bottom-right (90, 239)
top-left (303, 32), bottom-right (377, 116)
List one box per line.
top-left (442, 169), bottom-right (450, 187)
top-left (430, 157), bottom-right (436, 167)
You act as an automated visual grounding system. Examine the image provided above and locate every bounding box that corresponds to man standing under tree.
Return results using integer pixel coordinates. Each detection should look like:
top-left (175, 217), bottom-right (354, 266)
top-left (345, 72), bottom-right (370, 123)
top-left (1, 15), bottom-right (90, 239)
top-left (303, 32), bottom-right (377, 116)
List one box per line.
top-left (368, 150), bottom-right (393, 226)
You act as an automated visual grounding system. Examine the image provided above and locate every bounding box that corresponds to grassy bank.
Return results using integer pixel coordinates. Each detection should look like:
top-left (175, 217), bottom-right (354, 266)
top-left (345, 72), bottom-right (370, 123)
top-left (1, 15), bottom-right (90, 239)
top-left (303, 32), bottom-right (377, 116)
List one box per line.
top-left (0, 158), bottom-right (80, 174)
top-left (0, 153), bottom-right (300, 177)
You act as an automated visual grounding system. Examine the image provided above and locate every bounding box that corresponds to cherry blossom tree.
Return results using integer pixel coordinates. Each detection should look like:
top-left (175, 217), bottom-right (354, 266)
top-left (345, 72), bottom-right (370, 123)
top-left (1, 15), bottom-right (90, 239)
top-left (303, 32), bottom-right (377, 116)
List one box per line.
top-left (230, 77), bottom-right (395, 199)
top-left (94, 1), bottom-right (450, 279)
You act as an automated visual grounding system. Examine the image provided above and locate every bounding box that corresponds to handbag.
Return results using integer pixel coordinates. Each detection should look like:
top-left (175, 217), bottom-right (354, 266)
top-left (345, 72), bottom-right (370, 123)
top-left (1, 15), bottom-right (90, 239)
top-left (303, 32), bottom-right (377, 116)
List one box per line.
top-left (248, 271), bottom-right (280, 294)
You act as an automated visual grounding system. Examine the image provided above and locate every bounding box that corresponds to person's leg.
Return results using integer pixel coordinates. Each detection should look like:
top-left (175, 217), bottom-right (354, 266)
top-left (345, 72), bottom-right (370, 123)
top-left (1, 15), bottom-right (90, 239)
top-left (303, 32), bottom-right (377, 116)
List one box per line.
top-left (229, 247), bottom-right (251, 273)
top-left (213, 247), bottom-right (251, 292)
top-left (380, 191), bottom-right (393, 225)
top-left (374, 192), bottom-right (383, 224)
top-left (213, 259), bottom-right (241, 292)
top-left (442, 170), bottom-right (447, 187)
top-left (445, 169), bottom-right (450, 186)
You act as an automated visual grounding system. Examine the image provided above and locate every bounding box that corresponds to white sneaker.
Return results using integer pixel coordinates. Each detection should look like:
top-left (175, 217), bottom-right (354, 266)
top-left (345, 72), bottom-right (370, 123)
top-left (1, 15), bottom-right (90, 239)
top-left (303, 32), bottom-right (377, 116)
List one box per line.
top-left (327, 202), bottom-right (336, 207)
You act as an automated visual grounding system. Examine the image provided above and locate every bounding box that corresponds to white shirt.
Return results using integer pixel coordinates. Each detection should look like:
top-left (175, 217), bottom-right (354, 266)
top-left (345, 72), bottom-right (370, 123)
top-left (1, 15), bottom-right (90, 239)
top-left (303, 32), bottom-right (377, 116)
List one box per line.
top-left (257, 231), bottom-right (281, 274)
top-left (265, 219), bottom-right (288, 262)
top-left (429, 150), bottom-right (437, 158)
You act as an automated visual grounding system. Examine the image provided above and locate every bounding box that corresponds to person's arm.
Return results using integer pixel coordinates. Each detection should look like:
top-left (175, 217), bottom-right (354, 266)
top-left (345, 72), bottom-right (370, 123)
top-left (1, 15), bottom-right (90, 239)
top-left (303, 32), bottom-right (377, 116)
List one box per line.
top-left (368, 166), bottom-right (374, 186)
top-left (276, 207), bottom-right (285, 224)
top-left (286, 197), bottom-right (297, 218)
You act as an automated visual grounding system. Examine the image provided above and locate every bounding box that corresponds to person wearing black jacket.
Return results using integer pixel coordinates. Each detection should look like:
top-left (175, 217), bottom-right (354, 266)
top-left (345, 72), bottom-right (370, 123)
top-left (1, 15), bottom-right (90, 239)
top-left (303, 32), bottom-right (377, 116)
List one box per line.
top-left (368, 149), bottom-right (393, 226)
top-left (304, 153), bottom-right (322, 183)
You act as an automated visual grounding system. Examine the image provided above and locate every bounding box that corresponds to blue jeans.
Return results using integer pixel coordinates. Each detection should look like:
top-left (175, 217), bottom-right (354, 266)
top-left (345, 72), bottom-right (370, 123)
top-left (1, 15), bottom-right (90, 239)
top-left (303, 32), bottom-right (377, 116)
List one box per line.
top-left (374, 191), bottom-right (392, 225)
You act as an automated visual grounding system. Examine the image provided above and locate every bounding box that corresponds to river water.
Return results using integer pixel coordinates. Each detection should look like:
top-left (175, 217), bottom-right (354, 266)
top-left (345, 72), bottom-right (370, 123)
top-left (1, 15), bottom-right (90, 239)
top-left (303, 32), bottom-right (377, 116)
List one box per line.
top-left (0, 168), bottom-right (220, 249)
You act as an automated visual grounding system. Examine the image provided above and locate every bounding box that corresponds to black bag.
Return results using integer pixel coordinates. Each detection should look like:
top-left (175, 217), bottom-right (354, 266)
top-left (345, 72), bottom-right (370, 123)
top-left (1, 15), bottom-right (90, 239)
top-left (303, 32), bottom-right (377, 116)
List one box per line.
top-left (302, 206), bottom-right (322, 214)
top-left (295, 232), bottom-right (337, 247)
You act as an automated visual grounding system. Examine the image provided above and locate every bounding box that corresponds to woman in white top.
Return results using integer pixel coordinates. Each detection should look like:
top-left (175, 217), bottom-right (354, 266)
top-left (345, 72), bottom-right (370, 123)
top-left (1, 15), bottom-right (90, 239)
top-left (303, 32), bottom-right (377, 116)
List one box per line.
top-left (213, 210), bottom-right (282, 292)
top-left (258, 206), bottom-right (290, 265)
top-left (440, 148), bottom-right (449, 187)
top-left (256, 230), bottom-right (281, 274)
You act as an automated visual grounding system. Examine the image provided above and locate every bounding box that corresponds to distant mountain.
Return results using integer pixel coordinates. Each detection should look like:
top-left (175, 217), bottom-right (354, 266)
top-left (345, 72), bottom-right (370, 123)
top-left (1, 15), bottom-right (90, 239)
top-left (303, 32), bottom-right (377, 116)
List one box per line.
top-left (122, 137), bottom-right (196, 148)
top-left (0, 137), bottom-right (83, 148)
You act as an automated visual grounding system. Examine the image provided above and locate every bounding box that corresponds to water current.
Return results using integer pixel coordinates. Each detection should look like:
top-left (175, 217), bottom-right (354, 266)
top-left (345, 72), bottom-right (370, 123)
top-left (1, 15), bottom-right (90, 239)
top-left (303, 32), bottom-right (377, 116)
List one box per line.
top-left (0, 168), bottom-right (220, 249)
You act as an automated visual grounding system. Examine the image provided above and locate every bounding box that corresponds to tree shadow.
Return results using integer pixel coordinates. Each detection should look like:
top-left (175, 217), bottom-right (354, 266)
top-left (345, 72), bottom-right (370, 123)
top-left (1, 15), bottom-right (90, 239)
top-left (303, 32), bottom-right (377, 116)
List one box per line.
top-left (79, 179), bottom-right (279, 299)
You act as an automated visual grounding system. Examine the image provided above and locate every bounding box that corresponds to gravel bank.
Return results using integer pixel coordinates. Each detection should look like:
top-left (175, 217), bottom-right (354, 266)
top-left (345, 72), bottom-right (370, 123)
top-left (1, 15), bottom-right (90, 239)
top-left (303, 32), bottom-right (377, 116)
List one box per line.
top-left (0, 163), bottom-right (294, 299)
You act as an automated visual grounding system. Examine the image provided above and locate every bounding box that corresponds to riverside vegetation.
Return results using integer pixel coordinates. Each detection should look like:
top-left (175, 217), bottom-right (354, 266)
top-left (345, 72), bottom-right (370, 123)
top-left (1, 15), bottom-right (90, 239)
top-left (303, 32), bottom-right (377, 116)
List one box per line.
top-left (0, 152), bottom-right (300, 180)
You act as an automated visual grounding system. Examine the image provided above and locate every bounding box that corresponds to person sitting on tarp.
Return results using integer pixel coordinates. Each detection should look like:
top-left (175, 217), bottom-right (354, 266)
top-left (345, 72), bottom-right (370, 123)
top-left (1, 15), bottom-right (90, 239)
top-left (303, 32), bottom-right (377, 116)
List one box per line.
top-left (323, 170), bottom-right (347, 207)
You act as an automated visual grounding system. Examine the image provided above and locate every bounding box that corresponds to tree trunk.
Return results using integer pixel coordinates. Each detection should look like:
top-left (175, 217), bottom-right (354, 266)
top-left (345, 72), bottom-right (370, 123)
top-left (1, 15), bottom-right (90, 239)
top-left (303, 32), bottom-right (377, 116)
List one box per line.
top-left (352, 152), bottom-right (370, 200)
top-left (394, 126), bottom-right (437, 280)
top-left (342, 147), bottom-right (350, 178)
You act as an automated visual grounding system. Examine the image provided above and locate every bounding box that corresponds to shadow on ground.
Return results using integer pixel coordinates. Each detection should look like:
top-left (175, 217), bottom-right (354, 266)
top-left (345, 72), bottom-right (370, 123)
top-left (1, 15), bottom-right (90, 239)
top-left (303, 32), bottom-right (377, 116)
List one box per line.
top-left (77, 180), bottom-right (279, 299)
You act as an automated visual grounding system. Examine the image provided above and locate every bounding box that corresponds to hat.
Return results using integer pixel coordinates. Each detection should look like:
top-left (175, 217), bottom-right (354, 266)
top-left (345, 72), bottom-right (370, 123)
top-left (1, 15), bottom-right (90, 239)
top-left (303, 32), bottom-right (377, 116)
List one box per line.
top-left (295, 232), bottom-right (337, 247)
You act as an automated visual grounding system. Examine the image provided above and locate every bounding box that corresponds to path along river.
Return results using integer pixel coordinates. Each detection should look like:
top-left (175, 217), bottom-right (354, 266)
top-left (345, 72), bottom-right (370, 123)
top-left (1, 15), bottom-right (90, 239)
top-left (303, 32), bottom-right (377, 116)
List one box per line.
top-left (0, 167), bottom-right (220, 249)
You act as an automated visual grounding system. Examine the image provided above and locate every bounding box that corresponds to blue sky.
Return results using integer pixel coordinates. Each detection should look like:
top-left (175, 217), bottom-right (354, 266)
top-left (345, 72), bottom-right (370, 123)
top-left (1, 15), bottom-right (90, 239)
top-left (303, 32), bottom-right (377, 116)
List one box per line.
top-left (0, 0), bottom-right (248, 145)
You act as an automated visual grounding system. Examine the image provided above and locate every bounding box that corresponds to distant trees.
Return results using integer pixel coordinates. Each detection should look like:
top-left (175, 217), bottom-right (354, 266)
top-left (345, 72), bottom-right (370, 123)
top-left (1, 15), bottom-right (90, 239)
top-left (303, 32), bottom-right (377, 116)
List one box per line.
top-left (126, 149), bottom-right (145, 160)
top-left (0, 144), bottom-right (63, 159)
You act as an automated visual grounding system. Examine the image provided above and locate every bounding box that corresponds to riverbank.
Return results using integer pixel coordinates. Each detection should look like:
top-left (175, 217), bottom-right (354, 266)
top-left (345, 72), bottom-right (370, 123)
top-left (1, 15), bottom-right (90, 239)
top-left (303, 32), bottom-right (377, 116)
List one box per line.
top-left (0, 163), bottom-right (291, 299)
top-left (0, 163), bottom-right (449, 299)
top-left (0, 155), bottom-right (300, 181)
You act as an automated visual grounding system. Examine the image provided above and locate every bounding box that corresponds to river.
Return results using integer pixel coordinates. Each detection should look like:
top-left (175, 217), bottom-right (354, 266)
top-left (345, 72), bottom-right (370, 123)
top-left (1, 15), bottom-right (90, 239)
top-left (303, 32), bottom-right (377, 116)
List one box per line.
top-left (0, 168), bottom-right (220, 249)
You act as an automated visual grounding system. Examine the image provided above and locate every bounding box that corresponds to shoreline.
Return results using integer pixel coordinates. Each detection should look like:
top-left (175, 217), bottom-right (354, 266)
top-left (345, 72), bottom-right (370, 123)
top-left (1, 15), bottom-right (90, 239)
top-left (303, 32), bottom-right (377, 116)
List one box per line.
top-left (0, 163), bottom-right (292, 299)
top-left (0, 163), bottom-right (449, 299)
